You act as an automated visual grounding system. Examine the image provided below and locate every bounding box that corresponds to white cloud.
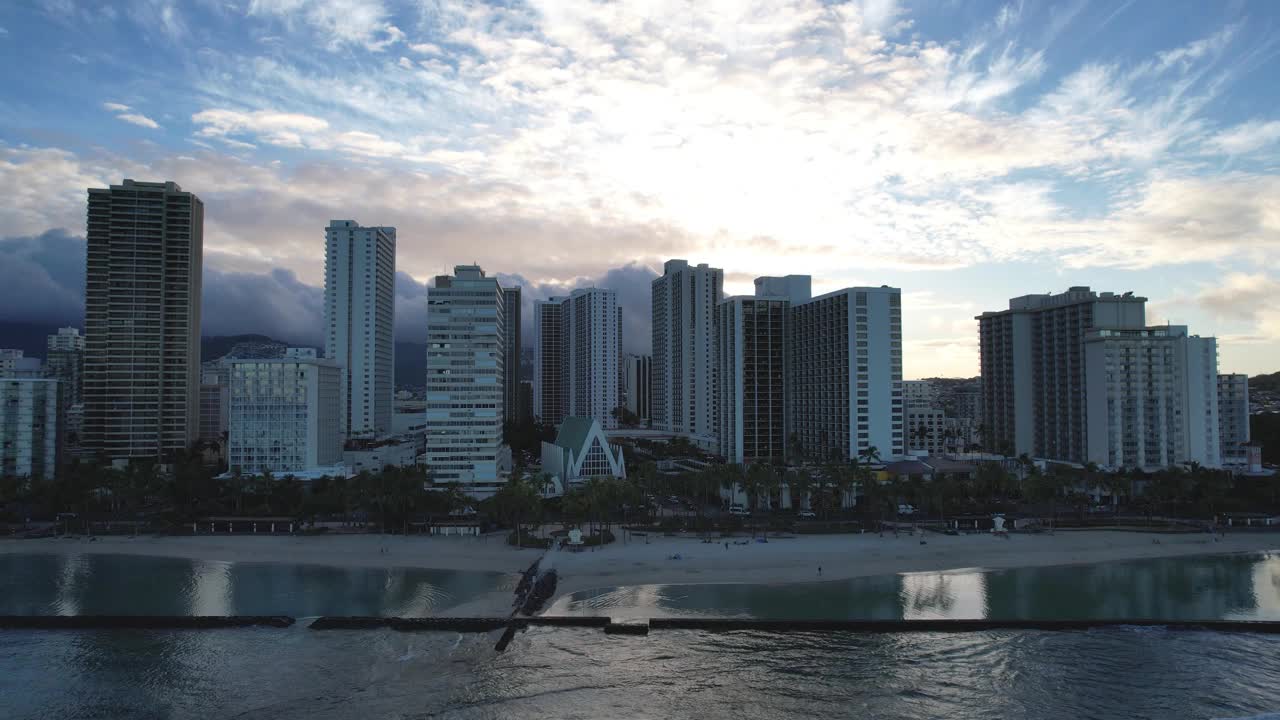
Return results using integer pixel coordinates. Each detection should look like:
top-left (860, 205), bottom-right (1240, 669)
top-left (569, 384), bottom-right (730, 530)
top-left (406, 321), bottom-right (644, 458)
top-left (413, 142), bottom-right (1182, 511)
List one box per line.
top-left (1209, 120), bottom-right (1280, 155)
top-left (246, 0), bottom-right (403, 51)
top-left (117, 113), bottom-right (161, 129)
top-left (103, 102), bottom-right (160, 129)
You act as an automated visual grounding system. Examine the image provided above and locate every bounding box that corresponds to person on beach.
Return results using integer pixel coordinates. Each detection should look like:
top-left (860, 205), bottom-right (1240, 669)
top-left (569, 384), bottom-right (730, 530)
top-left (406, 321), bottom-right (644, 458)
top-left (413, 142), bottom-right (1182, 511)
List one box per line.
top-left (818, 566), bottom-right (822, 577)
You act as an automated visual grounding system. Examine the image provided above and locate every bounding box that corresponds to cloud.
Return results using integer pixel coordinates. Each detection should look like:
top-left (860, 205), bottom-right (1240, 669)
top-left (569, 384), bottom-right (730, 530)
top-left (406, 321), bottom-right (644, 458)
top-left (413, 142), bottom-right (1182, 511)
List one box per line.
top-left (498, 262), bottom-right (660, 354)
top-left (0, 230), bottom-right (86, 325)
top-left (1197, 273), bottom-right (1280, 325)
top-left (117, 113), bottom-right (161, 129)
top-left (246, 0), bottom-right (404, 52)
top-left (1209, 120), bottom-right (1280, 155)
top-left (201, 266), bottom-right (325, 342)
top-left (103, 102), bottom-right (161, 129)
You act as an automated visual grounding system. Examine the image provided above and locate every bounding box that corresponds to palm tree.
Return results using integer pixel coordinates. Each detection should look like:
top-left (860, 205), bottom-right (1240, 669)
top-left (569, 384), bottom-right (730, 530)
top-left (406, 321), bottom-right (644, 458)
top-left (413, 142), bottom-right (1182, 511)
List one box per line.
top-left (788, 467), bottom-right (813, 511)
top-left (858, 446), bottom-right (882, 466)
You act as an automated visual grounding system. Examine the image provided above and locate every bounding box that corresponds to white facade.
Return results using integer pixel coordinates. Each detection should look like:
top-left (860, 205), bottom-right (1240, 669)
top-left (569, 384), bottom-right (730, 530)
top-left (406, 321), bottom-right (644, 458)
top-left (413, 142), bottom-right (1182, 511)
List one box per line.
top-left (790, 286), bottom-right (905, 462)
top-left (540, 416), bottom-right (627, 488)
top-left (978, 287), bottom-right (1146, 461)
top-left (651, 259), bottom-right (722, 445)
top-left (0, 378), bottom-right (61, 480)
top-left (1218, 374), bottom-right (1250, 461)
top-left (47, 328), bottom-right (85, 352)
top-left (324, 220), bottom-right (395, 439)
top-left (1083, 326), bottom-right (1220, 470)
top-left (425, 265), bottom-right (507, 493)
top-left (228, 354), bottom-right (342, 474)
top-left (903, 380), bottom-right (938, 410)
top-left (564, 289), bottom-right (620, 429)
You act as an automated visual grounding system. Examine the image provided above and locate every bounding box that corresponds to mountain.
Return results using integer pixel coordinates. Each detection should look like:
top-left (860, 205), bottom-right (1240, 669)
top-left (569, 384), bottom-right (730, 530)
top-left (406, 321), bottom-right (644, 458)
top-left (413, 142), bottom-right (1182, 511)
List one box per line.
top-left (1251, 372), bottom-right (1280, 393)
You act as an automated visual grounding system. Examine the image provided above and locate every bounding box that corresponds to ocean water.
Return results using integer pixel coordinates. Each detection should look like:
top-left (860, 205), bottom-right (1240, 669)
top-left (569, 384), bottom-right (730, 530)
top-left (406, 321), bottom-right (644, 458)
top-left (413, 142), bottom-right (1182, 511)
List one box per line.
top-left (550, 551), bottom-right (1280, 621)
top-left (2, 625), bottom-right (1280, 719)
top-left (0, 553), bottom-right (517, 617)
top-left (3, 551), bottom-right (1280, 719)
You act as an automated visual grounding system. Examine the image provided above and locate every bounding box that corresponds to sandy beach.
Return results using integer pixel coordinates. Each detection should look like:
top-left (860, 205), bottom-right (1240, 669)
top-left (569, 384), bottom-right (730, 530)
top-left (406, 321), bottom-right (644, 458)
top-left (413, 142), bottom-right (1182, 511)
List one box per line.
top-left (5, 529), bottom-right (1278, 613)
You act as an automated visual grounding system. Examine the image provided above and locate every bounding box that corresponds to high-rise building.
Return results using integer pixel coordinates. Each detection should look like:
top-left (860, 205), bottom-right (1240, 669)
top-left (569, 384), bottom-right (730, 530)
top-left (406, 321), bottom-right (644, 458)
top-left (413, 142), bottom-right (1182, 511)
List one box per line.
top-left (1218, 374), bottom-right (1250, 462)
top-left (84, 179), bottom-right (203, 460)
top-left (977, 287), bottom-right (1146, 460)
top-left (47, 327), bottom-right (85, 352)
top-left (324, 220), bottom-right (395, 439)
top-left (624, 354), bottom-right (651, 422)
top-left (502, 286), bottom-right (522, 425)
top-left (718, 294), bottom-right (790, 464)
top-left (534, 289), bottom-right (621, 429)
top-left (533, 296), bottom-right (566, 425)
top-left (617, 306), bottom-right (625, 417)
top-left (0, 378), bottom-right (62, 481)
top-left (227, 352), bottom-right (341, 474)
top-left (651, 259), bottom-right (723, 445)
top-left (199, 364), bottom-right (230, 445)
top-left (790, 285), bottom-right (904, 462)
top-left (45, 328), bottom-right (84, 410)
top-left (425, 265), bottom-right (508, 493)
top-left (563, 288), bottom-right (621, 429)
top-left (1083, 326), bottom-right (1220, 469)
top-left (517, 380), bottom-right (534, 424)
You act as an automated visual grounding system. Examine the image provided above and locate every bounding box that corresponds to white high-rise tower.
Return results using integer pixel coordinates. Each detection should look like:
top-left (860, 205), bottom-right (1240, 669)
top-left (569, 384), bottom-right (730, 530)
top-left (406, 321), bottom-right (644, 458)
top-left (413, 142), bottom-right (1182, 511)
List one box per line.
top-left (324, 220), bottom-right (395, 439)
top-left (425, 265), bottom-right (508, 495)
top-left (651, 259), bottom-right (722, 447)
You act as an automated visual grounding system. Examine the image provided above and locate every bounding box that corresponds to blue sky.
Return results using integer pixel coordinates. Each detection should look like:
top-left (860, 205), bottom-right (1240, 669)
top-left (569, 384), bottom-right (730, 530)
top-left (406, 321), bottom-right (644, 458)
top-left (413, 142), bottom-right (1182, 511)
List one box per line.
top-left (1, 0), bottom-right (1279, 377)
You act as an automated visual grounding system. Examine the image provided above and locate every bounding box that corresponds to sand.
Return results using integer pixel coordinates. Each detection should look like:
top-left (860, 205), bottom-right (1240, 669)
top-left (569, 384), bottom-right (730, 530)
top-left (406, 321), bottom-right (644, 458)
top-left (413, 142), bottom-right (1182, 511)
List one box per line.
top-left (5, 529), bottom-right (1278, 614)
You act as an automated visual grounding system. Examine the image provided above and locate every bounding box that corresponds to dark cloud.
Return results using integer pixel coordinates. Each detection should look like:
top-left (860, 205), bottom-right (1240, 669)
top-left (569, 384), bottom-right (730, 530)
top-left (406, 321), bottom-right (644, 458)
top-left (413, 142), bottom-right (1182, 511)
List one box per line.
top-left (201, 266), bottom-right (324, 343)
top-left (0, 230), bottom-right (85, 325)
top-left (497, 262), bottom-right (659, 355)
top-left (0, 231), bottom-right (659, 353)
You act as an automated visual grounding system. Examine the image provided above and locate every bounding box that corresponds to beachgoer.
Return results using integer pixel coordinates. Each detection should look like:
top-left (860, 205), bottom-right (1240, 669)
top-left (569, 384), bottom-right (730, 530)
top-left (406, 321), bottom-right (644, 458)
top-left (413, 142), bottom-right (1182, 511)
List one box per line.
top-left (818, 566), bottom-right (822, 577)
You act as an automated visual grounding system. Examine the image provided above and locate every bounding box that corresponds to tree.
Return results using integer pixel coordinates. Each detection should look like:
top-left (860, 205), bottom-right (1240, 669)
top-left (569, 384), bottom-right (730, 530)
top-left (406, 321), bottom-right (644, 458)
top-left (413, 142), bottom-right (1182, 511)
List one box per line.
top-left (858, 446), bottom-right (882, 466)
top-left (493, 476), bottom-right (541, 547)
top-left (787, 467), bottom-right (813, 511)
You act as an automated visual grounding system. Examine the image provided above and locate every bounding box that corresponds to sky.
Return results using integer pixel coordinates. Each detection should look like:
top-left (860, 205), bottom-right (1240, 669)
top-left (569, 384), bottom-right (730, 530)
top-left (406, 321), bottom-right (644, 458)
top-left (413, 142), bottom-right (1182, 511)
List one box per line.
top-left (1, 0), bottom-right (1278, 379)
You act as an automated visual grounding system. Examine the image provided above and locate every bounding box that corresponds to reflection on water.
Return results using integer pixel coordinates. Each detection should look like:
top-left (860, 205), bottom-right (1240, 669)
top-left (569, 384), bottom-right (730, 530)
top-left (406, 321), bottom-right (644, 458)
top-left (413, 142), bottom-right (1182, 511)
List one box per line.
top-left (551, 552), bottom-right (1280, 621)
top-left (4, 626), bottom-right (1280, 720)
top-left (0, 554), bottom-right (516, 618)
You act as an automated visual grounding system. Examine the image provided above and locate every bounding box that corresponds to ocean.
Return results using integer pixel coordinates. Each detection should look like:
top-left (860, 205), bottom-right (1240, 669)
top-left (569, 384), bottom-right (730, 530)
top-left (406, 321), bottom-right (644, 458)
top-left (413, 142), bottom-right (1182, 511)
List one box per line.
top-left (2, 551), bottom-right (1279, 719)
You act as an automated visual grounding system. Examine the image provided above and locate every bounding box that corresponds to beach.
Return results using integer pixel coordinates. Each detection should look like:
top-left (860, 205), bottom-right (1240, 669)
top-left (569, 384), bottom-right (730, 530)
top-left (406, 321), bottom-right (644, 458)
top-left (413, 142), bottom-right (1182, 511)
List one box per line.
top-left (4, 529), bottom-right (1278, 611)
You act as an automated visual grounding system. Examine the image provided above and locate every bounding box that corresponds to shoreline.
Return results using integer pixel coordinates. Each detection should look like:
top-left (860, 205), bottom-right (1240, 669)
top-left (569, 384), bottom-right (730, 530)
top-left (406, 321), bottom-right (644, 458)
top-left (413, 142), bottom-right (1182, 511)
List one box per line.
top-left (5, 530), bottom-right (1278, 613)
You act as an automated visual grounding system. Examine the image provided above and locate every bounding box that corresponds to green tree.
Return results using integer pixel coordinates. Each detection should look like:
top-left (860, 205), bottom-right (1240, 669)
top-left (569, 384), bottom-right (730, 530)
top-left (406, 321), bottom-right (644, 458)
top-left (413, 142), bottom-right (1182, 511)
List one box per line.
top-left (493, 476), bottom-right (541, 546)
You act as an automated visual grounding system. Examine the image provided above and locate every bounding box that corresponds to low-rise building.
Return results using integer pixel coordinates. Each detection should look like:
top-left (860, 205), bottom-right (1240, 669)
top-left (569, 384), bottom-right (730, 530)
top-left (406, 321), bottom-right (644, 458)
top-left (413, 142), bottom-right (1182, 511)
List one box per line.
top-left (906, 408), bottom-right (946, 455)
top-left (228, 353), bottom-right (342, 475)
top-left (540, 417), bottom-right (627, 494)
top-left (343, 437), bottom-right (421, 475)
